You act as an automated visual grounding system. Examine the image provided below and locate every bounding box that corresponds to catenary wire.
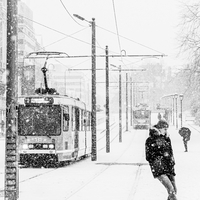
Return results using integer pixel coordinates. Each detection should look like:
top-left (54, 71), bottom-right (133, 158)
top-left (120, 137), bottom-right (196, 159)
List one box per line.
top-left (37, 27), bottom-right (89, 51)
top-left (21, 14), bottom-right (164, 56)
top-left (20, 15), bottom-right (164, 68)
top-left (96, 25), bottom-right (165, 55)
top-left (59, 0), bottom-right (88, 27)
top-left (111, 0), bottom-right (124, 63)
top-left (20, 15), bottom-right (94, 47)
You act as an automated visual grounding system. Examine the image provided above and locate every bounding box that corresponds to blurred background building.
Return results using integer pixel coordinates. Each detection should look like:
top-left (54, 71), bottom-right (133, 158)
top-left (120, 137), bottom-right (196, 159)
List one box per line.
top-left (0, 0), bottom-right (43, 135)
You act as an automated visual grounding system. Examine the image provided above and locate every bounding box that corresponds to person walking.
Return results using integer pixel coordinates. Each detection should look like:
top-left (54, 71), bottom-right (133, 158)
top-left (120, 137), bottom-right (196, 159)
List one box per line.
top-left (178, 127), bottom-right (191, 152)
top-left (158, 112), bottom-right (162, 121)
top-left (145, 120), bottom-right (178, 200)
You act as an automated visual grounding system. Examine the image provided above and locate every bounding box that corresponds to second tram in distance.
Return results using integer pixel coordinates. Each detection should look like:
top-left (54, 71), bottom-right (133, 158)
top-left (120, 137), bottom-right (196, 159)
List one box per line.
top-left (133, 108), bottom-right (151, 129)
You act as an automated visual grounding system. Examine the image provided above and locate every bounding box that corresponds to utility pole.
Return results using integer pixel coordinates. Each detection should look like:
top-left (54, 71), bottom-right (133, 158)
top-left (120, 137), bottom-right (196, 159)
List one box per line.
top-left (180, 94), bottom-right (183, 128)
top-left (5, 0), bottom-right (19, 200)
top-left (119, 65), bottom-right (122, 142)
top-left (130, 77), bottom-right (132, 126)
top-left (172, 96), bottom-right (175, 126)
top-left (175, 93), bottom-right (178, 129)
top-left (91, 18), bottom-right (97, 161)
top-left (73, 14), bottom-right (97, 160)
top-left (105, 46), bottom-right (110, 153)
top-left (126, 73), bottom-right (128, 131)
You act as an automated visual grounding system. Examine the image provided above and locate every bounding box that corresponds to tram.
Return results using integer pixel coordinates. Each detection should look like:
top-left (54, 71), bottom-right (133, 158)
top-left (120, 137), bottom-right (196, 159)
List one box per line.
top-left (18, 51), bottom-right (92, 166)
top-left (18, 95), bottom-right (91, 166)
top-left (133, 108), bottom-right (151, 129)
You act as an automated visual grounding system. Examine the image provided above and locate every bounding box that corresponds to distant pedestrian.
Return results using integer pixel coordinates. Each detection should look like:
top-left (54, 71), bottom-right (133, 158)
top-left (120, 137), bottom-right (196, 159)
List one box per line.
top-left (158, 112), bottom-right (162, 121)
top-left (145, 120), bottom-right (178, 200)
top-left (0, 120), bottom-right (4, 136)
top-left (163, 109), bottom-right (169, 123)
top-left (178, 127), bottom-right (191, 152)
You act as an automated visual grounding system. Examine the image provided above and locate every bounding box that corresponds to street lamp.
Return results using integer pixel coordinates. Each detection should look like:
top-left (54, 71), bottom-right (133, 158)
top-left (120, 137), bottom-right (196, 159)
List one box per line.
top-left (171, 95), bottom-right (175, 126)
top-left (73, 14), bottom-right (97, 161)
top-left (174, 93), bottom-right (178, 129)
top-left (179, 94), bottom-right (184, 128)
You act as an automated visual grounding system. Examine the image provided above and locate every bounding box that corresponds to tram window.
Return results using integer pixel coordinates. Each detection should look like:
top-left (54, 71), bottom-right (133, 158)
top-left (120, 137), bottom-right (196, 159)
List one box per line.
top-left (63, 106), bottom-right (69, 131)
top-left (81, 110), bottom-right (84, 131)
top-left (71, 107), bottom-right (75, 131)
top-left (75, 108), bottom-right (80, 131)
top-left (83, 111), bottom-right (87, 131)
top-left (72, 107), bottom-right (75, 131)
top-left (87, 111), bottom-right (91, 131)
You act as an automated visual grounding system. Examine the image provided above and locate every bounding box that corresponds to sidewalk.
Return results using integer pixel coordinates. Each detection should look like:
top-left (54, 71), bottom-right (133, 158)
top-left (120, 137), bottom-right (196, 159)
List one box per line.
top-left (171, 122), bottom-right (200, 200)
top-left (62, 123), bottom-right (200, 200)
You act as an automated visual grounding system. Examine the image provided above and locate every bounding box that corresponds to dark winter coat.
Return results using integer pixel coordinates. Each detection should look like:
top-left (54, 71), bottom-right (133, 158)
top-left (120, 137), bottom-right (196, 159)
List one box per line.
top-left (179, 127), bottom-right (191, 142)
top-left (145, 128), bottom-right (176, 178)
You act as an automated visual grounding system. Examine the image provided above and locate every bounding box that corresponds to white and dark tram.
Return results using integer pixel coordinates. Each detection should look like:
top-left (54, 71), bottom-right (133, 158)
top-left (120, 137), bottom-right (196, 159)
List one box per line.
top-left (18, 95), bottom-right (91, 166)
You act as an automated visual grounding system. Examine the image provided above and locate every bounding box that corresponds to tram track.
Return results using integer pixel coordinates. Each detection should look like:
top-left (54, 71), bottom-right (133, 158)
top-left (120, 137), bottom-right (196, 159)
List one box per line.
top-left (1, 126), bottom-right (148, 199)
top-left (127, 129), bottom-right (149, 200)
top-left (64, 127), bottom-right (147, 200)
top-left (0, 121), bottom-right (121, 195)
top-left (97, 122), bottom-right (126, 151)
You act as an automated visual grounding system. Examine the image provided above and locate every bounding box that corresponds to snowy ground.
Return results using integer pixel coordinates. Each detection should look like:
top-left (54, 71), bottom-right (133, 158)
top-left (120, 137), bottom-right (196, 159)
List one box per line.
top-left (0, 113), bottom-right (200, 199)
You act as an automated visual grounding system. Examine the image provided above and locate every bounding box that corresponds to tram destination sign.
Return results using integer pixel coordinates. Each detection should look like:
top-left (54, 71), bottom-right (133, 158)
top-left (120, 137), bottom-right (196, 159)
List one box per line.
top-left (24, 97), bottom-right (54, 105)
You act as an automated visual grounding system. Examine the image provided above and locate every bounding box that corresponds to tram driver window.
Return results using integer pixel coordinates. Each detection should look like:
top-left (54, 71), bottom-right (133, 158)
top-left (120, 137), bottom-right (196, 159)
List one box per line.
top-left (63, 107), bottom-right (69, 131)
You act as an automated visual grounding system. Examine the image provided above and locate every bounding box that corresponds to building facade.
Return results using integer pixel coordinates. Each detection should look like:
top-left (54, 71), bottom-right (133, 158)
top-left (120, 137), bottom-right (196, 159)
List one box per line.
top-left (0, 0), bottom-right (7, 135)
top-left (0, 0), bottom-right (43, 135)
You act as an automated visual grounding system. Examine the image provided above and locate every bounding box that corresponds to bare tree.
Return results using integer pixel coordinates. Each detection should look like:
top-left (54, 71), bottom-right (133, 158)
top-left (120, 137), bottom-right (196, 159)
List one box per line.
top-left (177, 2), bottom-right (200, 119)
top-left (179, 2), bottom-right (200, 57)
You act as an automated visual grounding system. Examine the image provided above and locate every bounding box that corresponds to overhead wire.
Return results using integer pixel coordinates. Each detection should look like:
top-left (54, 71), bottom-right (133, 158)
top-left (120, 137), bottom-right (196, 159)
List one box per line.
top-left (37, 27), bottom-right (89, 51)
top-left (111, 0), bottom-right (124, 63)
top-left (21, 14), bottom-right (112, 56)
top-left (59, 0), bottom-right (87, 27)
top-left (21, 15), bottom-right (164, 58)
top-left (58, 1), bottom-right (105, 52)
top-left (96, 25), bottom-right (166, 55)
top-left (21, 15), bottom-right (95, 47)
top-left (20, 10), bottom-right (164, 70)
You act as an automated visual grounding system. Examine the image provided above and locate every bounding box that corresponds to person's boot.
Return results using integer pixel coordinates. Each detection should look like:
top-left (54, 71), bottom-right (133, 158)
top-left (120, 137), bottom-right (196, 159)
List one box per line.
top-left (168, 193), bottom-right (178, 200)
top-left (185, 146), bottom-right (188, 152)
top-left (184, 142), bottom-right (188, 152)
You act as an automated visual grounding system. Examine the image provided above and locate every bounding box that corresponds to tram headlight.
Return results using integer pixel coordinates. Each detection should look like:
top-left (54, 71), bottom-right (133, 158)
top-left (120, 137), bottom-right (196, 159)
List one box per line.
top-left (28, 144), bottom-right (34, 149)
top-left (43, 144), bottom-right (48, 149)
top-left (49, 144), bottom-right (54, 149)
top-left (22, 144), bottom-right (28, 149)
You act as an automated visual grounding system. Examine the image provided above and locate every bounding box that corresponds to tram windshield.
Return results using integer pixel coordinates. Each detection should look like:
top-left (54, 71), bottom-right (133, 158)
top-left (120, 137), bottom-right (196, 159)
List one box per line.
top-left (134, 110), bottom-right (150, 119)
top-left (18, 105), bottom-right (61, 136)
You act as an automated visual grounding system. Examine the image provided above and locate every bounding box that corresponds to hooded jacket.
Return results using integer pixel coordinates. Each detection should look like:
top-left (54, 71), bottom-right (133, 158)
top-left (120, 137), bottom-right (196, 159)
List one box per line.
top-left (145, 127), bottom-right (176, 178)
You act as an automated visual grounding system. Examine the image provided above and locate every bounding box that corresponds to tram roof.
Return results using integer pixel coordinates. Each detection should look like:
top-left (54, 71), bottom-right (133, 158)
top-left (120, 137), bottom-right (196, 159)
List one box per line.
top-left (18, 95), bottom-right (91, 111)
